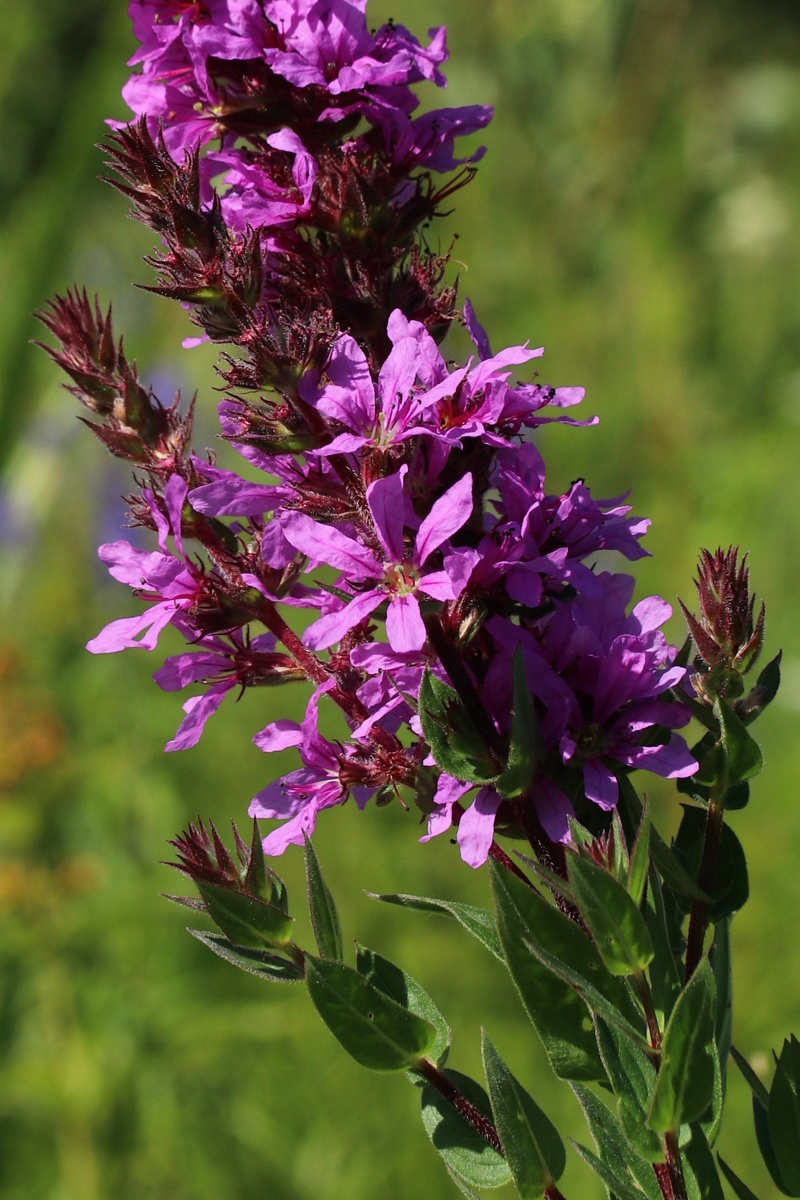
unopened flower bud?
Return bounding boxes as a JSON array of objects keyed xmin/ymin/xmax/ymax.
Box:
[{"xmin": 680, "ymin": 547, "xmax": 765, "ymax": 703}]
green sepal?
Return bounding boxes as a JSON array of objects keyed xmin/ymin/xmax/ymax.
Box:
[
  {"xmin": 571, "ymin": 1084, "xmax": 662, "ymax": 1200},
  {"xmin": 420, "ymin": 1068, "xmax": 511, "ymax": 1190},
  {"xmin": 567, "ymin": 853, "xmax": 654, "ymax": 977},
  {"xmin": 717, "ymin": 1157, "xmax": 763, "ymax": 1200},
  {"xmin": 490, "ymin": 860, "xmax": 646, "ymax": 1077},
  {"xmin": 715, "ymin": 697, "xmax": 763, "ymax": 784},
  {"xmin": 768, "ymin": 1036, "xmax": 800, "ymax": 1195},
  {"xmin": 683, "ymin": 1125, "xmax": 725, "ymax": 1200},
  {"xmin": 672, "ymin": 806, "xmax": 749, "ymax": 920},
  {"xmin": 188, "ymin": 929, "xmax": 303, "ymax": 981},
  {"xmin": 365, "ymin": 890, "xmax": 502, "ymax": 961},
  {"xmin": 194, "ymin": 878, "xmax": 294, "ymax": 949},
  {"xmin": 303, "ymin": 835, "xmax": 343, "ymax": 961},
  {"xmin": 495, "ymin": 648, "xmax": 543, "ymax": 799},
  {"xmin": 355, "ymin": 944, "xmax": 450, "ymax": 1068},
  {"xmin": 305, "ymin": 955, "xmax": 437, "ymax": 1072},
  {"xmin": 481, "ymin": 1032, "xmax": 566, "ymax": 1196},
  {"xmin": 595, "ymin": 1018, "xmax": 663, "ymax": 1163},
  {"xmin": 647, "ymin": 959, "xmax": 717, "ymax": 1134},
  {"xmin": 418, "ymin": 667, "xmax": 500, "ymax": 784}
]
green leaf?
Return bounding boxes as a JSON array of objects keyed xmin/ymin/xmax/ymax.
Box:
[
  {"xmin": 683, "ymin": 1125, "xmax": 725, "ymax": 1200},
  {"xmin": 628, "ymin": 802, "xmax": 652, "ymax": 907},
  {"xmin": 748, "ymin": 650, "xmax": 782, "ymax": 717},
  {"xmin": 672, "ymin": 806, "xmax": 749, "ymax": 921},
  {"xmin": 418, "ymin": 668, "xmax": 500, "ymax": 784},
  {"xmin": 647, "ymin": 959, "xmax": 717, "ymax": 1134},
  {"xmin": 489, "ymin": 864, "xmax": 642, "ymax": 1080},
  {"xmin": 304, "ymin": 835, "xmax": 343, "ymax": 961},
  {"xmin": 420, "ymin": 1069, "xmax": 511, "ymax": 1190},
  {"xmin": 355, "ymin": 944, "xmax": 450, "ymax": 1068},
  {"xmin": 188, "ymin": 929, "xmax": 303, "ymax": 981},
  {"xmin": 714, "ymin": 697, "xmax": 763, "ymax": 784},
  {"xmin": 710, "ymin": 919, "xmax": 732, "ymax": 1096},
  {"xmin": 495, "ymin": 648, "xmax": 543, "ymax": 799},
  {"xmin": 571, "ymin": 1084, "xmax": 661, "ymax": 1200},
  {"xmin": 365, "ymin": 891, "xmax": 503, "ymax": 962},
  {"xmin": 194, "ymin": 879, "xmax": 294, "ymax": 950},
  {"xmin": 731, "ymin": 1045, "xmax": 794, "ymax": 1194},
  {"xmin": 643, "ymin": 868, "xmax": 682, "ymax": 1026},
  {"xmin": 481, "ymin": 1033, "xmax": 565, "ymax": 1197},
  {"xmin": 717, "ymin": 1157, "xmax": 763, "ymax": 1200},
  {"xmin": 618, "ymin": 776, "xmax": 707, "ymax": 901},
  {"xmin": 769, "ymin": 1036, "xmax": 800, "ymax": 1195},
  {"xmin": 567, "ymin": 853, "xmax": 654, "ymax": 976},
  {"xmin": 595, "ymin": 1019, "xmax": 663, "ymax": 1163},
  {"xmin": 730, "ymin": 1045, "xmax": 769, "ymax": 1109},
  {"xmin": 305, "ymin": 956, "xmax": 436, "ymax": 1071},
  {"xmin": 489, "ymin": 861, "xmax": 615, "ymax": 1081}
]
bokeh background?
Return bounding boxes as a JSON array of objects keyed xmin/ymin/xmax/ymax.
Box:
[{"xmin": 2, "ymin": 1, "xmax": 800, "ymax": 1197}]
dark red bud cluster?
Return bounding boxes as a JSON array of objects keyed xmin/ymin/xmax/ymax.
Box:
[
  {"xmin": 35, "ymin": 288, "xmax": 194, "ymax": 475},
  {"xmin": 680, "ymin": 546, "xmax": 766, "ymax": 705}
]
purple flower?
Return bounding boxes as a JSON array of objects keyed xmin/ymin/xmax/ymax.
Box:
[{"xmin": 282, "ymin": 467, "xmax": 475, "ymax": 652}]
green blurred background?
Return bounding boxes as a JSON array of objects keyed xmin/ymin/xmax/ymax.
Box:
[{"xmin": 2, "ymin": 1, "xmax": 800, "ymax": 1196}]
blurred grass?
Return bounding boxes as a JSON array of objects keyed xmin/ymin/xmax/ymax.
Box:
[{"xmin": 2, "ymin": 0, "xmax": 800, "ymax": 1196}]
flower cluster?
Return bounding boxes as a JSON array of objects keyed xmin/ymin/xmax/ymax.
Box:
[{"xmin": 40, "ymin": 0, "xmax": 696, "ymax": 868}]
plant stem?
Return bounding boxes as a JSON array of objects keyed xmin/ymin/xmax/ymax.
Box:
[{"xmin": 415, "ymin": 1058, "xmax": 504, "ymax": 1156}]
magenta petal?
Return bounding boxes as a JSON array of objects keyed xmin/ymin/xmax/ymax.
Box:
[
  {"xmin": 534, "ymin": 779, "xmax": 575, "ymax": 843},
  {"xmin": 165, "ymin": 685, "xmax": 230, "ymax": 751},
  {"xmin": 457, "ymin": 788, "xmax": 501, "ymax": 868},
  {"xmin": 282, "ymin": 511, "xmax": 378, "ymax": 575},
  {"xmin": 415, "ymin": 472, "xmax": 473, "ymax": 564},
  {"xmin": 86, "ymin": 604, "xmax": 174, "ymax": 653},
  {"xmin": 260, "ymin": 807, "xmax": 319, "ymax": 855},
  {"xmin": 386, "ymin": 593, "xmax": 426, "ymax": 652},
  {"xmin": 583, "ymin": 759, "xmax": 619, "ymax": 810},
  {"xmin": 366, "ymin": 469, "xmax": 407, "ymax": 561},
  {"xmin": 253, "ymin": 719, "xmax": 304, "ymax": 753},
  {"xmin": 303, "ymin": 589, "xmax": 385, "ymax": 649}
]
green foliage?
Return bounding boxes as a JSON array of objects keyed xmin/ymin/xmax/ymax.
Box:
[
  {"xmin": 647, "ymin": 961, "xmax": 717, "ymax": 1135},
  {"xmin": 566, "ymin": 853, "xmax": 654, "ymax": 977},
  {"xmin": 481, "ymin": 1033, "xmax": 566, "ymax": 1197},
  {"xmin": 418, "ymin": 668, "xmax": 499, "ymax": 785},
  {"xmin": 304, "ymin": 834, "xmax": 343, "ymax": 960},
  {"xmin": 305, "ymin": 956, "xmax": 437, "ymax": 1072},
  {"xmin": 420, "ymin": 1069, "xmax": 511, "ymax": 1191}
]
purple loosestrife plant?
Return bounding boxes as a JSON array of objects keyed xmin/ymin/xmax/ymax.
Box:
[{"xmin": 39, "ymin": 4, "xmax": 791, "ymax": 1199}]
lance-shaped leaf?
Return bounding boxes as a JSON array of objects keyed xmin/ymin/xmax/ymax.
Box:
[
  {"xmin": 628, "ymin": 802, "xmax": 652, "ymax": 907},
  {"xmin": 731, "ymin": 1042, "xmax": 794, "ymax": 1192},
  {"xmin": 304, "ymin": 835, "xmax": 343, "ymax": 960},
  {"xmin": 768, "ymin": 1036, "xmax": 800, "ymax": 1196},
  {"xmin": 647, "ymin": 959, "xmax": 717, "ymax": 1134},
  {"xmin": 305, "ymin": 956, "xmax": 436, "ymax": 1071},
  {"xmin": 711, "ymin": 919, "xmax": 732, "ymax": 1093},
  {"xmin": 194, "ymin": 879, "xmax": 295, "ymax": 949},
  {"xmin": 595, "ymin": 1018, "xmax": 663, "ymax": 1162},
  {"xmin": 418, "ymin": 668, "xmax": 500, "ymax": 784},
  {"xmin": 495, "ymin": 648, "xmax": 543, "ymax": 799},
  {"xmin": 355, "ymin": 944, "xmax": 450, "ymax": 1068},
  {"xmin": 683, "ymin": 1125, "xmax": 725, "ymax": 1200},
  {"xmin": 490, "ymin": 860, "xmax": 645, "ymax": 1079},
  {"xmin": 481, "ymin": 1033, "xmax": 565, "ymax": 1197},
  {"xmin": 618, "ymin": 776, "xmax": 707, "ymax": 902},
  {"xmin": 571, "ymin": 1084, "xmax": 662, "ymax": 1200},
  {"xmin": 715, "ymin": 696, "xmax": 763, "ymax": 784},
  {"xmin": 644, "ymin": 868, "xmax": 682, "ymax": 1026},
  {"xmin": 672, "ymin": 806, "xmax": 749, "ymax": 921},
  {"xmin": 420, "ymin": 1068, "xmax": 511, "ymax": 1191},
  {"xmin": 718, "ymin": 1158, "xmax": 762, "ymax": 1200},
  {"xmin": 567, "ymin": 853, "xmax": 654, "ymax": 977},
  {"xmin": 365, "ymin": 891, "xmax": 503, "ymax": 961},
  {"xmin": 188, "ymin": 929, "xmax": 303, "ymax": 982}
]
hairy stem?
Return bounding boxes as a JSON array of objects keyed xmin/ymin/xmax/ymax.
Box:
[{"xmin": 415, "ymin": 1058, "xmax": 503, "ymax": 1156}]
